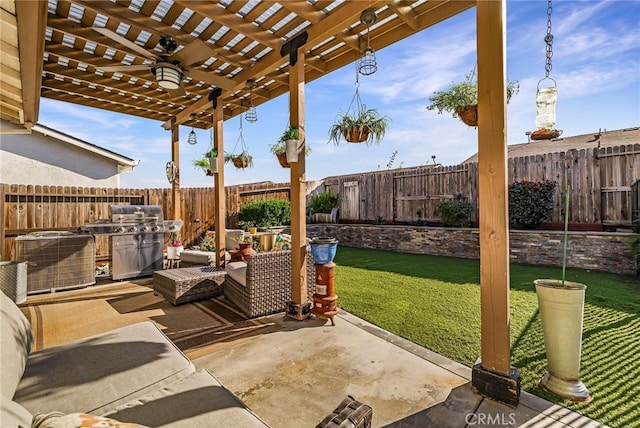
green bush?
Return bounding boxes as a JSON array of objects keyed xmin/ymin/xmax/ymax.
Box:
[
  {"xmin": 508, "ymin": 180, "xmax": 556, "ymax": 228},
  {"xmin": 238, "ymin": 199, "xmax": 291, "ymax": 230},
  {"xmin": 309, "ymin": 191, "xmax": 339, "ymax": 214},
  {"xmin": 438, "ymin": 201, "xmax": 473, "ymax": 227}
]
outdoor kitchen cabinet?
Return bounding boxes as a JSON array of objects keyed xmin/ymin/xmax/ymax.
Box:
[{"xmin": 112, "ymin": 233, "xmax": 163, "ymax": 280}]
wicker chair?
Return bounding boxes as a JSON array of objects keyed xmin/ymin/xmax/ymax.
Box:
[{"xmin": 224, "ymin": 249, "xmax": 316, "ymax": 318}]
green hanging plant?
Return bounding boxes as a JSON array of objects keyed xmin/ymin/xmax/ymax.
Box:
[
  {"xmin": 328, "ymin": 106, "xmax": 390, "ymax": 146},
  {"xmin": 426, "ymin": 69, "xmax": 520, "ymax": 126}
]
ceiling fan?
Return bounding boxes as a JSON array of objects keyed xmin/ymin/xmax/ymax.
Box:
[{"xmin": 93, "ymin": 27, "xmax": 235, "ymax": 97}]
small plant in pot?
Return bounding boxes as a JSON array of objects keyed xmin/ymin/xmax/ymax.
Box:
[
  {"xmin": 225, "ymin": 150, "xmax": 253, "ymax": 169},
  {"xmin": 426, "ymin": 69, "xmax": 520, "ymax": 127},
  {"xmin": 193, "ymin": 149, "xmax": 218, "ymax": 175},
  {"xmin": 328, "ymin": 106, "xmax": 390, "ymax": 146},
  {"xmin": 270, "ymin": 126, "xmax": 311, "ymax": 168}
]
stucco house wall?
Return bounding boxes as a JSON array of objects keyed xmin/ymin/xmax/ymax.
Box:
[{"xmin": 0, "ymin": 121, "xmax": 137, "ymax": 187}]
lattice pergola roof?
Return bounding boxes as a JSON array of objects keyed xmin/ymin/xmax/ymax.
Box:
[{"xmin": 2, "ymin": 0, "xmax": 475, "ymax": 130}]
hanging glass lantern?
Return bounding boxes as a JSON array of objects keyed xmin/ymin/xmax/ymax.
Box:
[
  {"xmin": 245, "ymin": 79, "xmax": 258, "ymax": 123},
  {"xmin": 358, "ymin": 8, "xmax": 378, "ymax": 76},
  {"xmin": 187, "ymin": 114, "xmax": 198, "ymax": 145},
  {"xmin": 187, "ymin": 127, "xmax": 197, "ymax": 145}
]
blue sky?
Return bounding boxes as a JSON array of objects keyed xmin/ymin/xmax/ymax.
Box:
[{"xmin": 38, "ymin": 0, "xmax": 640, "ymax": 189}]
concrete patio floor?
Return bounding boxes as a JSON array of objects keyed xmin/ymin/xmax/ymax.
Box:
[{"xmin": 191, "ymin": 309, "xmax": 606, "ymax": 428}]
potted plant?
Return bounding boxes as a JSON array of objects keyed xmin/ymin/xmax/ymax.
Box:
[
  {"xmin": 534, "ymin": 185, "xmax": 592, "ymax": 403},
  {"xmin": 192, "ymin": 148, "xmax": 218, "ymax": 175},
  {"xmin": 270, "ymin": 127, "xmax": 311, "ymax": 168},
  {"xmin": 166, "ymin": 235, "xmax": 183, "ymax": 259},
  {"xmin": 328, "ymin": 106, "xmax": 390, "ymax": 146},
  {"xmin": 426, "ymin": 69, "xmax": 520, "ymax": 127},
  {"xmin": 225, "ymin": 150, "xmax": 253, "ymax": 169}
]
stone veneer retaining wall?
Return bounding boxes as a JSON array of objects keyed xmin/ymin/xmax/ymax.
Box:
[{"xmin": 306, "ymin": 224, "xmax": 637, "ymax": 276}]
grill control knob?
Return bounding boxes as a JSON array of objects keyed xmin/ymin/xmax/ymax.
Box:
[
  {"xmin": 151, "ymin": 225, "xmax": 161, "ymax": 232},
  {"xmin": 113, "ymin": 226, "xmax": 125, "ymax": 234},
  {"xmin": 128, "ymin": 226, "xmax": 137, "ymax": 233},
  {"xmin": 140, "ymin": 225, "xmax": 150, "ymax": 232}
]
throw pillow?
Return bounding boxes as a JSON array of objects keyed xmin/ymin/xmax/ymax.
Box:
[
  {"xmin": 32, "ymin": 412, "xmax": 149, "ymax": 428},
  {"xmin": 273, "ymin": 233, "xmax": 291, "ymax": 251}
]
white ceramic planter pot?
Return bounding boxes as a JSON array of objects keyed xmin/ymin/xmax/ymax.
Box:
[
  {"xmin": 534, "ymin": 279, "xmax": 592, "ymax": 403},
  {"xmin": 285, "ymin": 139, "xmax": 299, "ymax": 163},
  {"xmin": 208, "ymin": 156, "xmax": 218, "ymax": 174},
  {"xmin": 167, "ymin": 245, "xmax": 184, "ymax": 260}
]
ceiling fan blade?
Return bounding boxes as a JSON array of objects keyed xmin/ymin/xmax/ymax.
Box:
[
  {"xmin": 185, "ymin": 68, "xmax": 236, "ymax": 90},
  {"xmin": 97, "ymin": 64, "xmax": 150, "ymax": 72},
  {"xmin": 170, "ymin": 38, "xmax": 215, "ymax": 67},
  {"xmin": 166, "ymin": 86, "xmax": 186, "ymax": 98},
  {"xmin": 92, "ymin": 27, "xmax": 157, "ymax": 60}
]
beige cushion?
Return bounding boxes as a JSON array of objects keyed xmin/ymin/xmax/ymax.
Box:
[
  {"xmin": 225, "ymin": 261, "xmax": 247, "ymax": 286},
  {"xmin": 1, "ymin": 397, "xmax": 33, "ymax": 427},
  {"xmin": 32, "ymin": 412, "xmax": 148, "ymax": 428},
  {"xmin": 0, "ymin": 290, "xmax": 33, "ymax": 399},
  {"xmin": 104, "ymin": 369, "xmax": 269, "ymax": 427},
  {"xmin": 14, "ymin": 322, "xmax": 195, "ymax": 416}
]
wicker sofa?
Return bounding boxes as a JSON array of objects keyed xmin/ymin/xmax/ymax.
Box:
[{"xmin": 224, "ymin": 249, "xmax": 316, "ymax": 318}]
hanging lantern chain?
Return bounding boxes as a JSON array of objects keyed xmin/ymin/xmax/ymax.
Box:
[{"xmin": 544, "ymin": 0, "xmax": 554, "ymax": 78}]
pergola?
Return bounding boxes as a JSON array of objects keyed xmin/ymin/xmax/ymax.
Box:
[{"xmin": 1, "ymin": 0, "xmax": 518, "ymax": 405}]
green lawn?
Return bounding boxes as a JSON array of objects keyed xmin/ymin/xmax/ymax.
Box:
[{"xmin": 333, "ymin": 246, "xmax": 640, "ymax": 428}]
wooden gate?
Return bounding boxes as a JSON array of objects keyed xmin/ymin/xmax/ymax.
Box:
[{"xmin": 341, "ymin": 181, "xmax": 360, "ymax": 221}]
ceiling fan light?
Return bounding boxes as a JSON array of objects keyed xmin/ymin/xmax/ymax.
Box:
[{"xmin": 154, "ymin": 63, "xmax": 183, "ymax": 90}]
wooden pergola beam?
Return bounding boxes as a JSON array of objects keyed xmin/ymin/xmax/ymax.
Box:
[
  {"xmin": 211, "ymin": 90, "xmax": 226, "ymax": 267},
  {"xmin": 15, "ymin": 0, "xmax": 47, "ymax": 126},
  {"xmin": 471, "ymin": 0, "xmax": 520, "ymax": 407},
  {"xmin": 286, "ymin": 37, "xmax": 310, "ymax": 320}
]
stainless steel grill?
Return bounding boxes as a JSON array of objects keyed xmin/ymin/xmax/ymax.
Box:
[{"xmin": 82, "ymin": 205, "xmax": 183, "ymax": 280}]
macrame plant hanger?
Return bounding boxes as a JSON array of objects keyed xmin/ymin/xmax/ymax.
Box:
[
  {"xmin": 532, "ymin": 0, "xmax": 562, "ymax": 140},
  {"xmin": 230, "ymin": 108, "xmax": 251, "ymax": 169},
  {"xmin": 344, "ymin": 60, "xmax": 368, "ymax": 143}
]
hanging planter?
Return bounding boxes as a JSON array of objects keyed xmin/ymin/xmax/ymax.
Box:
[
  {"xmin": 454, "ymin": 104, "xmax": 478, "ymax": 127},
  {"xmin": 342, "ymin": 125, "xmax": 370, "ymax": 143},
  {"xmin": 228, "ymin": 151, "xmax": 253, "ymax": 169},
  {"xmin": 192, "ymin": 148, "xmax": 218, "ymax": 176},
  {"xmin": 329, "ymin": 107, "xmax": 388, "ymax": 146},
  {"xmin": 328, "ymin": 61, "xmax": 390, "ymax": 146},
  {"xmin": 206, "ymin": 149, "xmax": 218, "ymax": 174},
  {"xmin": 225, "ymin": 114, "xmax": 253, "ymax": 169},
  {"xmin": 269, "ymin": 126, "xmax": 310, "ymax": 168},
  {"xmin": 426, "ymin": 67, "xmax": 519, "ymax": 127},
  {"xmin": 276, "ymin": 152, "xmax": 290, "ymax": 168}
]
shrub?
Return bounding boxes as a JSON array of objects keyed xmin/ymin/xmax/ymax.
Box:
[
  {"xmin": 438, "ymin": 201, "xmax": 473, "ymax": 227},
  {"xmin": 309, "ymin": 191, "xmax": 339, "ymax": 214},
  {"xmin": 508, "ymin": 180, "xmax": 556, "ymax": 228},
  {"xmin": 238, "ymin": 199, "xmax": 291, "ymax": 230}
]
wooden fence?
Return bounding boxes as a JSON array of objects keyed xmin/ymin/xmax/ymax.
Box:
[
  {"xmin": 2, "ymin": 144, "xmax": 638, "ymax": 261},
  {"xmin": 324, "ymin": 144, "xmax": 640, "ymax": 227},
  {"xmin": 1, "ymin": 182, "xmax": 290, "ymax": 261}
]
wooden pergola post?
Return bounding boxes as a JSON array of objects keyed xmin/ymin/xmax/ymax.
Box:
[
  {"xmin": 210, "ymin": 90, "xmax": 226, "ymax": 267},
  {"xmin": 170, "ymin": 118, "xmax": 181, "ymax": 221},
  {"xmin": 471, "ymin": 0, "xmax": 521, "ymax": 406},
  {"xmin": 283, "ymin": 33, "xmax": 311, "ymax": 320}
]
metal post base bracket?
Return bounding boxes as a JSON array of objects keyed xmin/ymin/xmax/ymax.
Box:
[
  {"xmin": 471, "ymin": 363, "xmax": 521, "ymax": 407},
  {"xmin": 286, "ymin": 301, "xmax": 313, "ymax": 320}
]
